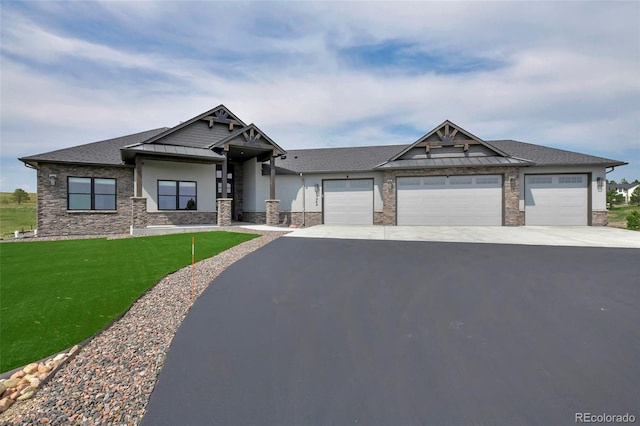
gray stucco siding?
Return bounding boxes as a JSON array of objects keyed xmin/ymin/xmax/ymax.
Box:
[{"xmin": 36, "ymin": 163, "xmax": 135, "ymax": 236}]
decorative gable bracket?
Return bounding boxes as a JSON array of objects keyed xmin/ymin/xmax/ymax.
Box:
[{"xmin": 201, "ymin": 109, "xmax": 241, "ymax": 131}]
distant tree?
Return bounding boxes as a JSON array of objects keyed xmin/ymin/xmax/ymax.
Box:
[
  {"xmin": 633, "ymin": 179, "xmax": 640, "ymax": 184},
  {"xmin": 12, "ymin": 188, "xmax": 30, "ymax": 205},
  {"xmin": 630, "ymin": 187, "xmax": 640, "ymax": 206},
  {"xmin": 607, "ymin": 190, "xmax": 624, "ymax": 207},
  {"xmin": 620, "ymin": 178, "xmax": 629, "ymax": 184},
  {"xmin": 609, "ymin": 179, "xmax": 617, "ymax": 185}
]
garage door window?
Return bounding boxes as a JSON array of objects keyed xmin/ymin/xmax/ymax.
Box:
[
  {"xmin": 476, "ymin": 176, "xmax": 501, "ymax": 185},
  {"xmin": 424, "ymin": 177, "xmax": 446, "ymax": 185},
  {"xmin": 529, "ymin": 176, "xmax": 552, "ymax": 185},
  {"xmin": 449, "ymin": 176, "xmax": 473, "ymax": 185},
  {"xmin": 559, "ymin": 176, "xmax": 583, "ymax": 184}
]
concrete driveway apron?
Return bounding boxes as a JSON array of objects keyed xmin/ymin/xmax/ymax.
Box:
[{"xmin": 142, "ymin": 237, "xmax": 639, "ymax": 425}]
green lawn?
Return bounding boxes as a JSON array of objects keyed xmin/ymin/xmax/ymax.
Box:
[
  {"xmin": 0, "ymin": 231, "xmax": 258, "ymax": 372},
  {"xmin": 608, "ymin": 205, "xmax": 640, "ymax": 223},
  {"xmin": 0, "ymin": 192, "xmax": 37, "ymax": 238}
]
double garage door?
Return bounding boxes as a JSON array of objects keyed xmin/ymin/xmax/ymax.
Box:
[{"xmin": 397, "ymin": 175, "xmax": 503, "ymax": 225}]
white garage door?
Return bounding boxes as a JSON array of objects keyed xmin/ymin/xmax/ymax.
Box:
[
  {"xmin": 397, "ymin": 175, "xmax": 503, "ymax": 225},
  {"xmin": 525, "ymin": 174, "xmax": 588, "ymax": 225},
  {"xmin": 323, "ymin": 179, "xmax": 374, "ymax": 225}
]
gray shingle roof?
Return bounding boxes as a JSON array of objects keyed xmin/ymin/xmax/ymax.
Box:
[
  {"xmin": 20, "ymin": 127, "xmax": 626, "ymax": 173},
  {"xmin": 486, "ymin": 140, "xmax": 626, "ymax": 167},
  {"xmin": 19, "ymin": 128, "xmax": 168, "ymax": 166},
  {"xmin": 274, "ymin": 145, "xmax": 408, "ymax": 173}
]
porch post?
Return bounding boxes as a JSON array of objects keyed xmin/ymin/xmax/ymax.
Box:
[
  {"xmin": 135, "ymin": 156, "xmax": 143, "ymax": 197},
  {"xmin": 266, "ymin": 152, "xmax": 279, "ymax": 226},
  {"xmin": 222, "ymin": 153, "xmax": 228, "ymax": 199},
  {"xmin": 270, "ymin": 154, "xmax": 276, "ymax": 200}
]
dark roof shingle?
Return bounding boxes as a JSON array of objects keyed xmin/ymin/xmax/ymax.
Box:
[
  {"xmin": 486, "ymin": 140, "xmax": 626, "ymax": 167},
  {"xmin": 274, "ymin": 145, "xmax": 408, "ymax": 173},
  {"xmin": 20, "ymin": 128, "xmax": 168, "ymax": 166}
]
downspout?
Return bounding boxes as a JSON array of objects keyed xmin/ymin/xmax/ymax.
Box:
[{"xmin": 300, "ymin": 173, "xmax": 306, "ymax": 227}]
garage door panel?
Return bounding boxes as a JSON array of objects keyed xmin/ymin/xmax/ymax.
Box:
[
  {"xmin": 525, "ymin": 174, "xmax": 587, "ymax": 225},
  {"xmin": 323, "ymin": 179, "xmax": 373, "ymax": 225},
  {"xmin": 397, "ymin": 175, "xmax": 502, "ymax": 226}
]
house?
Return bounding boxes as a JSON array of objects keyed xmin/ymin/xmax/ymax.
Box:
[
  {"xmin": 19, "ymin": 105, "xmax": 627, "ymax": 236},
  {"xmin": 606, "ymin": 182, "xmax": 639, "ymax": 204}
]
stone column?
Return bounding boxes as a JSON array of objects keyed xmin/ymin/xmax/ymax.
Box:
[
  {"xmin": 217, "ymin": 198, "xmax": 233, "ymax": 226},
  {"xmin": 265, "ymin": 199, "xmax": 280, "ymax": 226},
  {"xmin": 131, "ymin": 197, "xmax": 148, "ymax": 230}
]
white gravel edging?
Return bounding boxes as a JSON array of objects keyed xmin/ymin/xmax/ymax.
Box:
[{"xmin": 1, "ymin": 229, "xmax": 287, "ymax": 425}]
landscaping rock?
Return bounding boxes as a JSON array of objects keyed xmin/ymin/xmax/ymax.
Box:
[
  {"xmin": 16, "ymin": 391, "xmax": 35, "ymax": 402},
  {"xmin": 3, "ymin": 378, "xmax": 20, "ymax": 389},
  {"xmin": 23, "ymin": 363, "xmax": 39, "ymax": 375},
  {"xmin": 0, "ymin": 383, "xmax": 6, "ymax": 396},
  {"xmin": 9, "ymin": 371, "xmax": 25, "ymax": 380},
  {"xmin": 52, "ymin": 353, "xmax": 66, "ymax": 362},
  {"xmin": 37, "ymin": 364, "xmax": 51, "ymax": 374},
  {"xmin": 0, "ymin": 397, "xmax": 13, "ymax": 413}
]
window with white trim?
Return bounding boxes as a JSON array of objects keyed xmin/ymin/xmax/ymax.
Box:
[
  {"xmin": 158, "ymin": 180, "xmax": 197, "ymax": 210},
  {"xmin": 68, "ymin": 177, "xmax": 116, "ymax": 210}
]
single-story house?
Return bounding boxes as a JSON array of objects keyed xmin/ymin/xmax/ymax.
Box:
[
  {"xmin": 19, "ymin": 105, "xmax": 627, "ymax": 236},
  {"xmin": 606, "ymin": 182, "xmax": 639, "ymax": 204}
]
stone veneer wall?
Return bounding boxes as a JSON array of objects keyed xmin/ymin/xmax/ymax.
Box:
[
  {"xmin": 36, "ymin": 163, "xmax": 135, "ymax": 236},
  {"xmin": 592, "ymin": 210, "xmax": 608, "ymax": 226},
  {"xmin": 265, "ymin": 200, "xmax": 280, "ymax": 226},
  {"xmin": 217, "ymin": 198, "xmax": 232, "ymax": 226},
  {"xmin": 147, "ymin": 211, "xmax": 216, "ymax": 226},
  {"xmin": 131, "ymin": 197, "xmax": 148, "ymax": 229},
  {"xmin": 382, "ymin": 166, "xmax": 521, "ymax": 226},
  {"xmin": 244, "ymin": 211, "xmax": 322, "ymax": 227},
  {"xmin": 242, "ymin": 211, "xmax": 266, "ymax": 224}
]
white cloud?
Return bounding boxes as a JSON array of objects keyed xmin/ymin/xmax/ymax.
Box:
[{"xmin": 1, "ymin": 1, "xmax": 639, "ymax": 190}]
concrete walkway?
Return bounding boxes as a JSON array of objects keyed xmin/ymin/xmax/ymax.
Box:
[{"xmin": 285, "ymin": 225, "xmax": 640, "ymax": 248}]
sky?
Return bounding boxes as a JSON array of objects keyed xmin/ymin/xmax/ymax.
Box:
[{"xmin": 1, "ymin": 1, "xmax": 639, "ymax": 193}]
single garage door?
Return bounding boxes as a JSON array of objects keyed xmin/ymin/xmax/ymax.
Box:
[
  {"xmin": 397, "ymin": 175, "xmax": 503, "ymax": 225},
  {"xmin": 525, "ymin": 174, "xmax": 588, "ymax": 225},
  {"xmin": 323, "ymin": 179, "xmax": 374, "ymax": 225}
]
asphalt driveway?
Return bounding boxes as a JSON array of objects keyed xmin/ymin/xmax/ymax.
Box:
[{"xmin": 142, "ymin": 238, "xmax": 639, "ymax": 426}]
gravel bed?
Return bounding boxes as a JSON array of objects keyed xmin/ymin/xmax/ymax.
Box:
[{"xmin": 2, "ymin": 228, "xmax": 288, "ymax": 425}]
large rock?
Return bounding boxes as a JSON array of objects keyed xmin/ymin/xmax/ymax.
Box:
[
  {"xmin": 23, "ymin": 363, "xmax": 39, "ymax": 375},
  {"xmin": 0, "ymin": 383, "xmax": 5, "ymax": 396},
  {"xmin": 3, "ymin": 378, "xmax": 20, "ymax": 389},
  {"xmin": 17, "ymin": 390, "xmax": 35, "ymax": 401},
  {"xmin": 38, "ymin": 363, "xmax": 51, "ymax": 373},
  {"xmin": 0, "ymin": 397, "xmax": 14, "ymax": 413},
  {"xmin": 9, "ymin": 370, "xmax": 25, "ymax": 380}
]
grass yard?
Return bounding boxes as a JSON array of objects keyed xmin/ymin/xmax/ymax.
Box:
[
  {"xmin": 607, "ymin": 205, "xmax": 640, "ymax": 224},
  {"xmin": 0, "ymin": 192, "xmax": 37, "ymax": 238},
  {"xmin": 0, "ymin": 231, "xmax": 258, "ymax": 372}
]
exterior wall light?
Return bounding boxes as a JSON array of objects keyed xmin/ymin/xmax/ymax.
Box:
[
  {"xmin": 509, "ymin": 176, "xmax": 516, "ymax": 191},
  {"xmin": 49, "ymin": 174, "xmax": 57, "ymax": 186},
  {"xmin": 387, "ymin": 178, "xmax": 394, "ymax": 189},
  {"xmin": 597, "ymin": 177, "xmax": 603, "ymax": 191}
]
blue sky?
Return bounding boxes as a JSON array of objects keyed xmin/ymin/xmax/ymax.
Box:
[{"xmin": 1, "ymin": 1, "xmax": 639, "ymax": 192}]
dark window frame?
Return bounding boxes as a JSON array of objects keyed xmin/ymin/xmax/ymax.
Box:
[
  {"xmin": 157, "ymin": 180, "xmax": 198, "ymax": 210},
  {"xmin": 67, "ymin": 177, "xmax": 117, "ymax": 210}
]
